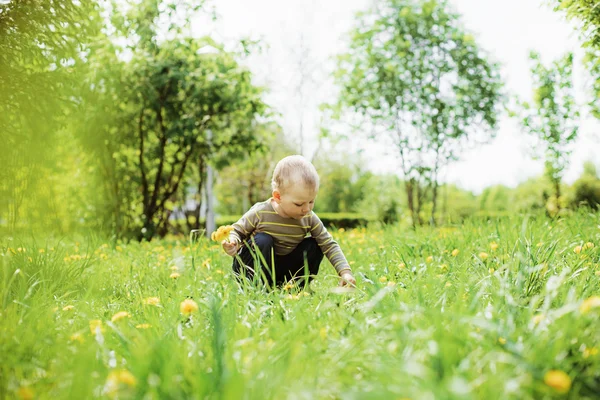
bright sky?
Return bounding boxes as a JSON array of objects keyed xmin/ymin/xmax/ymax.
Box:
[{"xmin": 192, "ymin": 0, "xmax": 599, "ymax": 194}]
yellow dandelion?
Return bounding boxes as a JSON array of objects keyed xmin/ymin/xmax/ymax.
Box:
[
  {"xmin": 426, "ymin": 256, "xmax": 434, "ymax": 263},
  {"xmin": 398, "ymin": 262, "xmax": 406, "ymax": 269},
  {"xmin": 143, "ymin": 297, "xmax": 160, "ymax": 306},
  {"xmin": 320, "ymin": 327, "xmax": 328, "ymax": 340},
  {"xmin": 498, "ymin": 337, "xmax": 506, "ymax": 345},
  {"xmin": 135, "ymin": 323, "xmax": 152, "ymax": 329},
  {"xmin": 170, "ymin": 265, "xmax": 179, "ymax": 271},
  {"xmin": 490, "ymin": 242, "xmax": 499, "ymax": 251},
  {"xmin": 169, "ymin": 272, "xmax": 180, "ymax": 279},
  {"xmin": 479, "ymin": 252, "xmax": 489, "ymax": 261},
  {"xmin": 106, "ymin": 369, "xmax": 137, "ymax": 387},
  {"xmin": 17, "ymin": 387, "xmax": 34, "ymax": 400},
  {"xmin": 180, "ymin": 299, "xmax": 199, "ymax": 315},
  {"xmin": 111, "ymin": 311, "xmax": 130, "ymax": 322},
  {"xmin": 574, "ymin": 245, "xmax": 582, "ymax": 254},
  {"xmin": 62, "ymin": 305, "xmax": 75, "ymax": 311},
  {"xmin": 69, "ymin": 333, "xmax": 85, "ymax": 343},
  {"xmin": 115, "ymin": 246, "xmax": 123, "ymax": 252},
  {"xmin": 439, "ymin": 264, "xmax": 449, "ymax": 272},
  {"xmin": 583, "ymin": 347, "xmax": 598, "ymax": 358},
  {"xmin": 38, "ymin": 248, "xmax": 45, "ymax": 253},
  {"xmin": 488, "ymin": 268, "xmax": 495, "ymax": 274},
  {"xmin": 211, "ymin": 225, "xmax": 234, "ymax": 242},
  {"xmin": 580, "ymin": 296, "xmax": 600, "ymax": 314},
  {"xmin": 544, "ymin": 370, "xmax": 571, "ymax": 394},
  {"xmin": 584, "ymin": 242, "xmax": 594, "ymax": 250},
  {"xmin": 89, "ymin": 319, "xmax": 104, "ymax": 334},
  {"xmin": 451, "ymin": 249, "xmax": 459, "ymax": 257},
  {"xmin": 379, "ymin": 276, "xmax": 388, "ymax": 283}
]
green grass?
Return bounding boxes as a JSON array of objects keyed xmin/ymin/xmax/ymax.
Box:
[{"xmin": 1, "ymin": 211, "xmax": 600, "ymax": 399}]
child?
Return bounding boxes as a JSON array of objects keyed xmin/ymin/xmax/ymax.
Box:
[{"xmin": 221, "ymin": 155, "xmax": 356, "ymax": 288}]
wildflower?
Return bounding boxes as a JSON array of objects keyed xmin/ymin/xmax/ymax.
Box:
[
  {"xmin": 490, "ymin": 242, "xmax": 499, "ymax": 251},
  {"xmin": 143, "ymin": 297, "xmax": 160, "ymax": 306},
  {"xmin": 89, "ymin": 319, "xmax": 104, "ymax": 334},
  {"xmin": 135, "ymin": 323, "xmax": 152, "ymax": 329},
  {"xmin": 387, "ymin": 281, "xmax": 396, "ymax": 287},
  {"xmin": 320, "ymin": 327, "xmax": 328, "ymax": 340},
  {"xmin": 17, "ymin": 387, "xmax": 34, "ymax": 400},
  {"xmin": 584, "ymin": 242, "xmax": 594, "ymax": 250},
  {"xmin": 498, "ymin": 337, "xmax": 506, "ymax": 345},
  {"xmin": 180, "ymin": 299, "xmax": 199, "ymax": 315},
  {"xmin": 38, "ymin": 249, "xmax": 45, "ymax": 253},
  {"xmin": 445, "ymin": 282, "xmax": 452, "ymax": 288},
  {"xmin": 170, "ymin": 265, "xmax": 179, "ymax": 271},
  {"xmin": 583, "ymin": 347, "xmax": 598, "ymax": 358},
  {"xmin": 439, "ymin": 264, "xmax": 448, "ymax": 272},
  {"xmin": 574, "ymin": 245, "xmax": 582, "ymax": 254},
  {"xmin": 426, "ymin": 256, "xmax": 434, "ymax": 263},
  {"xmin": 479, "ymin": 252, "xmax": 489, "ymax": 261},
  {"xmin": 115, "ymin": 246, "xmax": 123, "ymax": 252},
  {"xmin": 169, "ymin": 272, "xmax": 180, "ymax": 279},
  {"xmin": 211, "ymin": 225, "xmax": 234, "ymax": 242},
  {"xmin": 451, "ymin": 249, "xmax": 459, "ymax": 257},
  {"xmin": 111, "ymin": 311, "xmax": 130, "ymax": 322},
  {"xmin": 62, "ymin": 305, "xmax": 75, "ymax": 311},
  {"xmin": 398, "ymin": 262, "xmax": 406, "ymax": 270},
  {"xmin": 544, "ymin": 370, "xmax": 571, "ymax": 393},
  {"xmin": 106, "ymin": 369, "xmax": 137, "ymax": 392},
  {"xmin": 379, "ymin": 276, "xmax": 387, "ymax": 283},
  {"xmin": 580, "ymin": 296, "xmax": 600, "ymax": 314},
  {"xmin": 69, "ymin": 333, "xmax": 85, "ymax": 343},
  {"xmin": 488, "ymin": 268, "xmax": 495, "ymax": 274}
]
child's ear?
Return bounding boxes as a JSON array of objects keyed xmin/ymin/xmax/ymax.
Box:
[{"xmin": 272, "ymin": 190, "xmax": 281, "ymax": 203}]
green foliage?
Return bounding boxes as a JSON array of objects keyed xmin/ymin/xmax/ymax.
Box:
[
  {"xmin": 569, "ymin": 163, "xmax": 600, "ymax": 210},
  {"xmin": 512, "ymin": 51, "xmax": 579, "ymax": 208},
  {"xmin": 333, "ymin": 0, "xmax": 503, "ymax": 226},
  {"xmin": 0, "ymin": 0, "xmax": 102, "ymax": 232},
  {"xmin": 553, "ymin": 0, "xmax": 600, "ymax": 49}
]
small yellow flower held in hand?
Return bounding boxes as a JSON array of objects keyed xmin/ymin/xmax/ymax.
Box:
[
  {"xmin": 580, "ymin": 296, "xmax": 600, "ymax": 314},
  {"xmin": 180, "ymin": 299, "xmax": 199, "ymax": 315},
  {"xmin": 111, "ymin": 311, "xmax": 130, "ymax": 322},
  {"xmin": 544, "ymin": 370, "xmax": 571, "ymax": 394},
  {"xmin": 211, "ymin": 225, "xmax": 234, "ymax": 242}
]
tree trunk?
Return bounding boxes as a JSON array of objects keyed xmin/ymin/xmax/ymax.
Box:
[{"xmin": 405, "ymin": 178, "xmax": 416, "ymax": 229}]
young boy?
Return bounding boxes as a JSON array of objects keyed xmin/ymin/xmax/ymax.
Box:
[{"xmin": 221, "ymin": 155, "xmax": 356, "ymax": 288}]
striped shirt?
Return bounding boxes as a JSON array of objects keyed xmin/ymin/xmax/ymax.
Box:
[{"xmin": 229, "ymin": 199, "xmax": 351, "ymax": 275}]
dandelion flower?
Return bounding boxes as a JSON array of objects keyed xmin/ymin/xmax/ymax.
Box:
[
  {"xmin": 580, "ymin": 296, "xmax": 600, "ymax": 314},
  {"xmin": 479, "ymin": 252, "xmax": 489, "ymax": 261},
  {"xmin": 89, "ymin": 319, "xmax": 104, "ymax": 334},
  {"xmin": 398, "ymin": 262, "xmax": 406, "ymax": 269},
  {"xmin": 135, "ymin": 323, "xmax": 152, "ymax": 329},
  {"xmin": 211, "ymin": 225, "xmax": 234, "ymax": 242},
  {"xmin": 379, "ymin": 276, "xmax": 388, "ymax": 283},
  {"xmin": 143, "ymin": 297, "xmax": 160, "ymax": 306},
  {"xmin": 490, "ymin": 242, "xmax": 499, "ymax": 251},
  {"xmin": 69, "ymin": 333, "xmax": 85, "ymax": 343},
  {"xmin": 169, "ymin": 272, "xmax": 180, "ymax": 279},
  {"xmin": 574, "ymin": 245, "xmax": 582, "ymax": 254},
  {"xmin": 584, "ymin": 242, "xmax": 594, "ymax": 250},
  {"xmin": 111, "ymin": 311, "xmax": 130, "ymax": 322},
  {"xmin": 320, "ymin": 327, "xmax": 328, "ymax": 340},
  {"xmin": 544, "ymin": 370, "xmax": 571, "ymax": 393},
  {"xmin": 180, "ymin": 299, "xmax": 199, "ymax": 315},
  {"xmin": 498, "ymin": 337, "xmax": 506, "ymax": 345},
  {"xmin": 17, "ymin": 387, "xmax": 34, "ymax": 400},
  {"xmin": 106, "ymin": 369, "xmax": 137, "ymax": 389},
  {"xmin": 451, "ymin": 249, "xmax": 459, "ymax": 257},
  {"xmin": 426, "ymin": 256, "xmax": 434, "ymax": 263}
]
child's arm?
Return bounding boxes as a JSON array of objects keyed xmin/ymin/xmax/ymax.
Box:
[
  {"xmin": 309, "ymin": 213, "xmax": 356, "ymax": 286},
  {"xmin": 222, "ymin": 205, "xmax": 260, "ymax": 257}
]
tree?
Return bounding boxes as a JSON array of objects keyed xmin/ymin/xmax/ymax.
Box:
[
  {"xmin": 0, "ymin": 0, "xmax": 101, "ymax": 231},
  {"xmin": 81, "ymin": 0, "xmax": 270, "ymax": 240},
  {"xmin": 512, "ymin": 51, "xmax": 579, "ymax": 212},
  {"xmin": 333, "ymin": 0, "xmax": 503, "ymax": 227},
  {"xmin": 553, "ymin": 0, "xmax": 600, "ymax": 49}
]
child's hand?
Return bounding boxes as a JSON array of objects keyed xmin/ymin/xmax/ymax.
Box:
[
  {"xmin": 222, "ymin": 239, "xmax": 240, "ymax": 257},
  {"xmin": 339, "ymin": 271, "xmax": 356, "ymax": 287}
]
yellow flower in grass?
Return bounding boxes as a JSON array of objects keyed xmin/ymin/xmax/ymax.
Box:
[
  {"xmin": 584, "ymin": 242, "xmax": 594, "ymax": 250},
  {"xmin": 479, "ymin": 252, "xmax": 489, "ymax": 261},
  {"xmin": 62, "ymin": 305, "xmax": 75, "ymax": 311},
  {"xmin": 580, "ymin": 296, "xmax": 600, "ymax": 314},
  {"xmin": 211, "ymin": 225, "xmax": 234, "ymax": 242},
  {"xmin": 169, "ymin": 272, "xmax": 180, "ymax": 279},
  {"xmin": 136, "ymin": 323, "xmax": 152, "ymax": 329},
  {"xmin": 106, "ymin": 369, "xmax": 137, "ymax": 392},
  {"xmin": 490, "ymin": 242, "xmax": 499, "ymax": 251},
  {"xmin": 379, "ymin": 276, "xmax": 387, "ymax": 283},
  {"xmin": 532, "ymin": 314, "xmax": 545, "ymax": 325},
  {"xmin": 544, "ymin": 370, "xmax": 571, "ymax": 393},
  {"xmin": 398, "ymin": 262, "xmax": 406, "ymax": 270},
  {"xmin": 17, "ymin": 386, "xmax": 34, "ymax": 400},
  {"xmin": 89, "ymin": 319, "xmax": 104, "ymax": 334},
  {"xmin": 143, "ymin": 297, "xmax": 160, "ymax": 306},
  {"xmin": 180, "ymin": 299, "xmax": 199, "ymax": 315},
  {"xmin": 111, "ymin": 311, "xmax": 130, "ymax": 322},
  {"xmin": 69, "ymin": 332, "xmax": 85, "ymax": 343},
  {"xmin": 574, "ymin": 245, "xmax": 582, "ymax": 254},
  {"xmin": 426, "ymin": 256, "xmax": 434, "ymax": 263},
  {"xmin": 451, "ymin": 249, "xmax": 459, "ymax": 257}
]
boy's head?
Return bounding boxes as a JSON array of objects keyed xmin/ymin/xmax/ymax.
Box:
[{"xmin": 271, "ymin": 155, "xmax": 319, "ymax": 219}]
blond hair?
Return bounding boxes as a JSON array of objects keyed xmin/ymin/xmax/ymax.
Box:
[{"xmin": 271, "ymin": 155, "xmax": 319, "ymax": 193}]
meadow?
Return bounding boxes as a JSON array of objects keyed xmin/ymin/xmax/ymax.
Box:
[{"xmin": 1, "ymin": 212, "xmax": 599, "ymax": 399}]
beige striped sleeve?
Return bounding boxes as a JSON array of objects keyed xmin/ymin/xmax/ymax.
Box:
[
  {"xmin": 310, "ymin": 213, "xmax": 351, "ymax": 275},
  {"xmin": 230, "ymin": 203, "xmax": 262, "ymax": 243}
]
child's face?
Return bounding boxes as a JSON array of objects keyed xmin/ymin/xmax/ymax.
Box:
[{"xmin": 273, "ymin": 184, "xmax": 317, "ymax": 220}]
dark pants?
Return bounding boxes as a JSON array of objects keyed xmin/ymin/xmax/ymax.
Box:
[{"xmin": 232, "ymin": 232, "xmax": 323, "ymax": 287}]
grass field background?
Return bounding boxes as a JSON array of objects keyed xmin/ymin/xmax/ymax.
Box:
[{"xmin": 2, "ymin": 212, "xmax": 599, "ymax": 399}]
